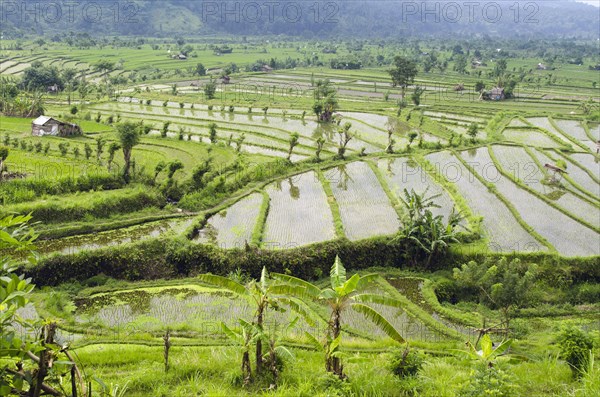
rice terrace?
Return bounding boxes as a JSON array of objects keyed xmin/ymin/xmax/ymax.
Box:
[{"xmin": 1, "ymin": 1, "xmax": 599, "ymax": 396}]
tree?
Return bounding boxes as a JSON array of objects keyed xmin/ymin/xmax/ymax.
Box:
[
  {"xmin": 388, "ymin": 56, "xmax": 418, "ymax": 99},
  {"xmin": 58, "ymin": 142, "xmax": 70, "ymax": 157},
  {"xmin": 191, "ymin": 160, "xmax": 211, "ymax": 189},
  {"xmin": 578, "ymin": 97, "xmax": 599, "ymax": 117},
  {"xmin": 313, "ymin": 79, "xmax": 338, "ymax": 122},
  {"xmin": 153, "ymin": 161, "xmax": 166, "ymax": 183},
  {"xmin": 21, "ymin": 62, "xmax": 63, "ymax": 91},
  {"xmin": 0, "ymin": 146, "xmax": 8, "ymax": 179},
  {"xmin": 161, "ymin": 121, "xmax": 170, "ymax": 138},
  {"xmin": 116, "ymin": 122, "xmax": 141, "ymax": 183},
  {"xmin": 93, "ymin": 59, "xmax": 115, "ymax": 73},
  {"xmin": 209, "ymin": 123, "xmax": 218, "ymax": 143},
  {"xmin": 180, "ymin": 44, "xmax": 194, "ymax": 56},
  {"xmin": 95, "ymin": 137, "xmax": 105, "ymax": 163},
  {"xmin": 336, "ymin": 122, "xmax": 353, "ymax": 159},
  {"xmin": 386, "ymin": 127, "xmax": 396, "ymax": 154},
  {"xmin": 235, "ymin": 133, "xmax": 246, "ymax": 153},
  {"xmin": 259, "ymin": 318, "xmax": 297, "ymax": 386},
  {"xmin": 411, "ymin": 85, "xmax": 424, "ymax": 106},
  {"xmin": 107, "ymin": 142, "xmax": 121, "ymax": 171},
  {"xmin": 78, "ymin": 78, "xmax": 91, "ymax": 101},
  {"xmin": 287, "ymin": 132, "xmax": 299, "ymax": 161},
  {"xmin": 1, "ymin": 214, "xmax": 86, "ymax": 396},
  {"xmin": 315, "ymin": 137, "xmax": 325, "ymax": 161},
  {"xmin": 396, "ymin": 99, "xmax": 408, "ymax": 116},
  {"xmin": 493, "ymin": 58, "xmax": 508, "ymax": 78},
  {"xmin": 84, "ymin": 143, "xmax": 92, "ymax": 160},
  {"xmin": 198, "ymin": 267, "xmax": 298, "ymax": 376},
  {"xmin": 407, "ymin": 131, "xmax": 418, "ymax": 149},
  {"xmin": 394, "ymin": 189, "xmax": 462, "ymax": 267},
  {"xmin": 204, "ymin": 77, "xmax": 217, "ymax": 100},
  {"xmin": 453, "ymin": 257, "xmax": 538, "ymax": 328},
  {"xmin": 467, "ymin": 123, "xmax": 479, "ymax": 143},
  {"xmin": 453, "ymin": 55, "xmax": 468, "ymax": 74},
  {"xmin": 475, "ymin": 81, "xmax": 486, "ymax": 93},
  {"xmin": 167, "ymin": 160, "xmax": 184, "ymax": 179},
  {"xmin": 220, "ymin": 320, "xmax": 261, "ymax": 387},
  {"xmin": 273, "ymin": 257, "xmax": 404, "ymax": 379},
  {"xmin": 195, "ymin": 63, "xmax": 206, "ymax": 76}
]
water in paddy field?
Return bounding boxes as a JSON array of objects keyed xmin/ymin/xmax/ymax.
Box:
[
  {"xmin": 72, "ymin": 280, "xmax": 459, "ymax": 342},
  {"xmin": 35, "ymin": 217, "xmax": 194, "ymax": 256}
]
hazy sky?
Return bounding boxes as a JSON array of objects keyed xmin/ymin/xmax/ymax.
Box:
[{"xmin": 576, "ymin": 0, "xmax": 600, "ymax": 7}]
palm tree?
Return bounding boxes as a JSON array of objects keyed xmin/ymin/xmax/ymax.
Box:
[
  {"xmin": 258, "ymin": 317, "xmax": 297, "ymax": 386},
  {"xmin": 396, "ymin": 188, "xmax": 462, "ymax": 267},
  {"xmin": 198, "ymin": 267, "xmax": 295, "ymax": 374},
  {"xmin": 221, "ymin": 319, "xmax": 261, "ymax": 387},
  {"xmin": 273, "ymin": 256, "xmax": 405, "ymax": 378}
]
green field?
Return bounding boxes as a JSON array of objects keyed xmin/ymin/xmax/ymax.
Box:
[{"xmin": 2, "ymin": 33, "xmax": 600, "ymax": 397}]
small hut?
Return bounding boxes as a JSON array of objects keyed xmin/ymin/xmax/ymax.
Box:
[{"xmin": 31, "ymin": 116, "xmax": 82, "ymax": 137}]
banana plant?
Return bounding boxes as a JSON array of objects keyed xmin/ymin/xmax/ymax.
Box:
[
  {"xmin": 273, "ymin": 256, "xmax": 405, "ymax": 379},
  {"xmin": 221, "ymin": 319, "xmax": 262, "ymax": 387},
  {"xmin": 395, "ymin": 188, "xmax": 463, "ymax": 267},
  {"xmin": 462, "ymin": 334, "xmax": 512, "ymax": 368},
  {"xmin": 198, "ymin": 267, "xmax": 305, "ymax": 375},
  {"xmin": 258, "ymin": 317, "xmax": 298, "ymax": 386}
]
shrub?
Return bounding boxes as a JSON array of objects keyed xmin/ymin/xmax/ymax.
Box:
[
  {"xmin": 570, "ymin": 283, "xmax": 600, "ymax": 304},
  {"xmin": 0, "ymin": 173, "xmax": 125, "ymax": 205},
  {"xmin": 58, "ymin": 142, "xmax": 70, "ymax": 156},
  {"xmin": 557, "ymin": 326, "xmax": 594, "ymax": 378},
  {"xmin": 43, "ymin": 290, "xmax": 76, "ymax": 318},
  {"xmin": 433, "ymin": 278, "xmax": 463, "ymax": 304},
  {"xmin": 161, "ymin": 122, "xmax": 170, "ymax": 138},
  {"xmin": 0, "ymin": 187, "xmax": 165, "ymax": 223},
  {"xmin": 459, "ymin": 364, "xmax": 517, "ymax": 397},
  {"xmin": 316, "ymin": 373, "xmax": 352, "ymax": 397},
  {"xmin": 83, "ymin": 273, "xmax": 114, "ymax": 287},
  {"xmin": 388, "ymin": 347, "xmax": 425, "ymax": 378}
]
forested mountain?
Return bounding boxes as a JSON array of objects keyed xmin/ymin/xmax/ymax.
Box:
[{"xmin": 1, "ymin": 0, "xmax": 598, "ymax": 38}]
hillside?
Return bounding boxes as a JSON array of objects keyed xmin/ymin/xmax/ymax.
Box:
[{"xmin": 2, "ymin": 0, "xmax": 599, "ymax": 38}]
